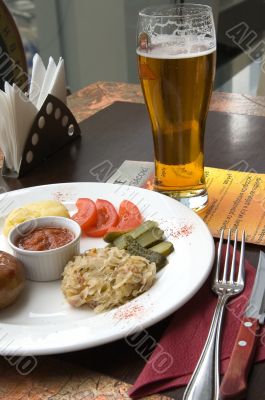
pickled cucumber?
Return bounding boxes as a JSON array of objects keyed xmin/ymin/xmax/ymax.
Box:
[
  {"xmin": 103, "ymin": 230, "xmax": 128, "ymax": 243},
  {"xmin": 149, "ymin": 241, "xmax": 174, "ymax": 256},
  {"xmin": 113, "ymin": 220, "xmax": 158, "ymax": 249},
  {"xmin": 125, "ymin": 237, "xmax": 167, "ymax": 270},
  {"xmin": 136, "ymin": 227, "xmax": 164, "ymax": 248}
]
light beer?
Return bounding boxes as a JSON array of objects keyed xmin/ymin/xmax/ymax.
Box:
[{"xmin": 137, "ymin": 42, "xmax": 216, "ymax": 203}]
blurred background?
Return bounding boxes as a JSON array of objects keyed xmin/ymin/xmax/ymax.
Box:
[{"xmin": 3, "ymin": 0, "xmax": 265, "ymax": 95}]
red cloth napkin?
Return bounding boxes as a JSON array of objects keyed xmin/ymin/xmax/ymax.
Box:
[{"xmin": 129, "ymin": 252, "xmax": 265, "ymax": 398}]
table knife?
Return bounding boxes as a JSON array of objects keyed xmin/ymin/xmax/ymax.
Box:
[{"xmin": 220, "ymin": 251, "xmax": 265, "ymax": 400}]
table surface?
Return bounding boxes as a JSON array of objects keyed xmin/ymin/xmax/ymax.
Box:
[
  {"xmin": 67, "ymin": 81, "xmax": 265, "ymax": 122},
  {"xmin": 2, "ymin": 82, "xmax": 265, "ymax": 400}
]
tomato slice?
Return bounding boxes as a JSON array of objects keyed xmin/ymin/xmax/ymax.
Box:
[
  {"xmin": 86, "ymin": 199, "xmax": 119, "ymax": 237},
  {"xmin": 72, "ymin": 198, "xmax": 97, "ymax": 231},
  {"xmin": 109, "ymin": 200, "xmax": 143, "ymax": 232}
]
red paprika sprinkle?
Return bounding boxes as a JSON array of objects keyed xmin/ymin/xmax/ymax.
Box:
[
  {"xmin": 114, "ymin": 304, "xmax": 144, "ymax": 320},
  {"xmin": 172, "ymin": 224, "xmax": 193, "ymax": 239},
  {"xmin": 162, "ymin": 223, "xmax": 193, "ymax": 240}
]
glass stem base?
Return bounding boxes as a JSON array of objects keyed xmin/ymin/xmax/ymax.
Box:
[{"xmin": 155, "ymin": 188, "xmax": 208, "ymax": 212}]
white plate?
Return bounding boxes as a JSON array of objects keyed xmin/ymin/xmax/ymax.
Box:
[{"xmin": 0, "ymin": 182, "xmax": 214, "ymax": 355}]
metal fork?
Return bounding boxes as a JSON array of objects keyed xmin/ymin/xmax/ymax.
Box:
[{"xmin": 183, "ymin": 229, "xmax": 245, "ymax": 400}]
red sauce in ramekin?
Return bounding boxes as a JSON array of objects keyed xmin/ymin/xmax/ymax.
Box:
[{"xmin": 16, "ymin": 227, "xmax": 74, "ymax": 251}]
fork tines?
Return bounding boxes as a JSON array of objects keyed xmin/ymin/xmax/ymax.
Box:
[{"xmin": 215, "ymin": 229, "xmax": 245, "ymax": 285}]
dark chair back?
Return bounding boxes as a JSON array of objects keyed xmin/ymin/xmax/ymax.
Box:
[{"xmin": 0, "ymin": 0, "xmax": 28, "ymax": 92}]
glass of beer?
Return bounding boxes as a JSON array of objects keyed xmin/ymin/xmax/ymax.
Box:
[{"xmin": 137, "ymin": 4, "xmax": 216, "ymax": 211}]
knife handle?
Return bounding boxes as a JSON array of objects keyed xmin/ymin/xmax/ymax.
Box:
[{"xmin": 220, "ymin": 317, "xmax": 259, "ymax": 400}]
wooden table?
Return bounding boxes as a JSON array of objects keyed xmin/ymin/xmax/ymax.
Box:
[
  {"xmin": 67, "ymin": 81, "xmax": 265, "ymax": 121},
  {"xmin": 1, "ymin": 82, "xmax": 265, "ymax": 400}
]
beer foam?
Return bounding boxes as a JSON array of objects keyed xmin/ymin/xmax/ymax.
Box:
[{"xmin": 137, "ymin": 36, "xmax": 216, "ymax": 59}]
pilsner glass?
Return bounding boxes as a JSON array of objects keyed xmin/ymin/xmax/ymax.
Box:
[{"xmin": 137, "ymin": 4, "xmax": 216, "ymax": 211}]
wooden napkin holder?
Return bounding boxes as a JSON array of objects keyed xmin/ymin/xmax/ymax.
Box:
[{"xmin": 2, "ymin": 94, "xmax": 81, "ymax": 178}]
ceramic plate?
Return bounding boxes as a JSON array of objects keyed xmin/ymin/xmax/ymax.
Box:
[{"xmin": 0, "ymin": 182, "xmax": 214, "ymax": 355}]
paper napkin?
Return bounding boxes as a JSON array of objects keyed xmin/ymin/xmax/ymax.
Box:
[
  {"xmin": 0, "ymin": 54, "xmax": 67, "ymax": 174},
  {"xmin": 29, "ymin": 53, "xmax": 46, "ymax": 106}
]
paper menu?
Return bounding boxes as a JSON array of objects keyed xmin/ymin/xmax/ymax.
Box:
[
  {"xmin": 107, "ymin": 160, "xmax": 265, "ymax": 245},
  {"xmin": 203, "ymin": 167, "xmax": 265, "ymax": 243}
]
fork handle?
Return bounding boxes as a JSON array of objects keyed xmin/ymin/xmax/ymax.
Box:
[
  {"xmin": 183, "ymin": 295, "xmax": 227, "ymax": 400},
  {"xmin": 220, "ymin": 317, "xmax": 259, "ymax": 400}
]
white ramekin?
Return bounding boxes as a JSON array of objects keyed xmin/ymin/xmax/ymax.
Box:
[{"xmin": 8, "ymin": 216, "xmax": 81, "ymax": 282}]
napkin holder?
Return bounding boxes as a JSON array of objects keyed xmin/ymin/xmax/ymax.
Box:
[{"xmin": 2, "ymin": 94, "xmax": 81, "ymax": 178}]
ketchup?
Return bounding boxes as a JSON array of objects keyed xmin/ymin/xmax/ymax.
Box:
[{"xmin": 16, "ymin": 227, "xmax": 74, "ymax": 251}]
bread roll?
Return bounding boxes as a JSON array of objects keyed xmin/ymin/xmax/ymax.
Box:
[{"xmin": 0, "ymin": 251, "xmax": 25, "ymax": 309}]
